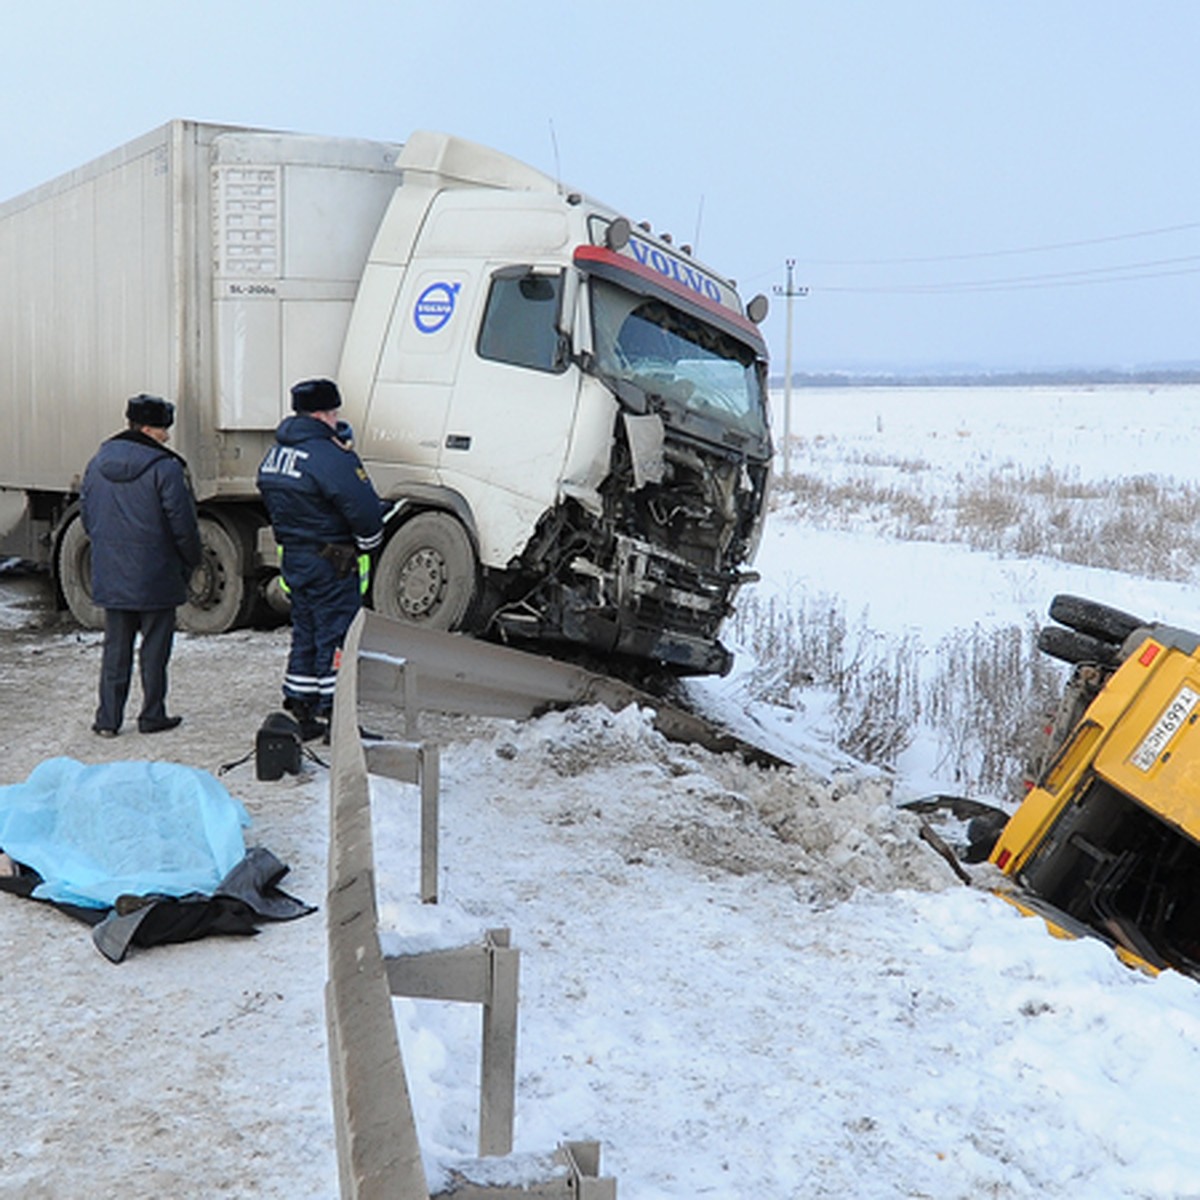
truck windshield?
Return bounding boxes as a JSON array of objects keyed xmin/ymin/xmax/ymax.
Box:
[{"xmin": 589, "ymin": 278, "xmax": 768, "ymax": 443}]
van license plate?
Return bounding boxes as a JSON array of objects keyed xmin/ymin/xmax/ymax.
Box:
[{"xmin": 1131, "ymin": 685, "xmax": 1200, "ymax": 771}]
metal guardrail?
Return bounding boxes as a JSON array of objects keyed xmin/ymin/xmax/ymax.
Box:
[
  {"xmin": 347, "ymin": 613, "xmax": 791, "ymax": 768},
  {"xmin": 325, "ymin": 608, "xmax": 616, "ymax": 1199}
]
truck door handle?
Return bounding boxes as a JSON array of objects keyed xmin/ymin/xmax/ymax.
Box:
[{"xmin": 444, "ymin": 434, "xmax": 471, "ymax": 451}]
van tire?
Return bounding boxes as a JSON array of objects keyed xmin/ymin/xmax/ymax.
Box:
[
  {"xmin": 1048, "ymin": 594, "xmax": 1144, "ymax": 645},
  {"xmin": 373, "ymin": 512, "xmax": 478, "ymax": 631},
  {"xmin": 57, "ymin": 514, "xmax": 105, "ymax": 630},
  {"xmin": 1037, "ymin": 624, "xmax": 1122, "ymax": 667}
]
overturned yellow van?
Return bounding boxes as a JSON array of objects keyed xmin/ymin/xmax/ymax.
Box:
[{"xmin": 990, "ymin": 595, "xmax": 1200, "ymax": 979}]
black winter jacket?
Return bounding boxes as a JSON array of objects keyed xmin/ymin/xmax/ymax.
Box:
[
  {"xmin": 256, "ymin": 415, "xmax": 385, "ymax": 551},
  {"xmin": 81, "ymin": 431, "xmax": 203, "ymax": 610}
]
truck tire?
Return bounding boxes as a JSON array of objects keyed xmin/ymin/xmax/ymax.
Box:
[
  {"xmin": 179, "ymin": 515, "xmax": 250, "ymax": 635},
  {"xmin": 373, "ymin": 512, "xmax": 478, "ymax": 631},
  {"xmin": 1037, "ymin": 624, "xmax": 1122, "ymax": 667},
  {"xmin": 1047, "ymin": 594, "xmax": 1144, "ymax": 645},
  {"xmin": 57, "ymin": 515, "xmax": 105, "ymax": 630}
]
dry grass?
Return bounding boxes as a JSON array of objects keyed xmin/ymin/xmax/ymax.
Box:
[
  {"xmin": 774, "ymin": 457, "xmax": 1200, "ymax": 581},
  {"xmin": 732, "ymin": 592, "xmax": 1062, "ymax": 794},
  {"xmin": 737, "ymin": 454, "xmax": 1200, "ymax": 796},
  {"xmin": 731, "ymin": 591, "xmax": 922, "ymax": 771}
]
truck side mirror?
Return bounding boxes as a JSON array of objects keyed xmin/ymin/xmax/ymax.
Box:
[{"xmin": 518, "ymin": 275, "xmax": 556, "ymax": 302}]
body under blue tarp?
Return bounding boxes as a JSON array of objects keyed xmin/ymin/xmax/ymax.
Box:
[{"xmin": 0, "ymin": 757, "xmax": 250, "ymax": 909}]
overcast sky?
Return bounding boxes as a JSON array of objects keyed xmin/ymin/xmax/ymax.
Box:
[{"xmin": 5, "ymin": 0, "xmax": 1198, "ymax": 372}]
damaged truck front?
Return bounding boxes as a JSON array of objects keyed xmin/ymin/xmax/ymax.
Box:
[
  {"xmin": 988, "ymin": 595, "xmax": 1200, "ymax": 978},
  {"xmin": 487, "ymin": 233, "xmax": 772, "ymax": 674}
]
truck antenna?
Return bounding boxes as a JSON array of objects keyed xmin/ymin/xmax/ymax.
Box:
[
  {"xmin": 693, "ymin": 194, "xmax": 705, "ymax": 253},
  {"xmin": 548, "ymin": 119, "xmax": 563, "ymax": 193}
]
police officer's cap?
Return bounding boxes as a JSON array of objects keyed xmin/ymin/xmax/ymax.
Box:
[
  {"xmin": 126, "ymin": 394, "xmax": 175, "ymax": 428},
  {"xmin": 291, "ymin": 378, "xmax": 342, "ymax": 413}
]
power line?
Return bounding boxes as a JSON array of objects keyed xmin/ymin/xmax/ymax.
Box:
[
  {"xmin": 736, "ymin": 216, "xmax": 1200, "ymax": 290},
  {"xmin": 818, "ymin": 255, "xmax": 1200, "ymax": 295},
  {"xmin": 793, "ymin": 219, "xmax": 1200, "ymax": 267}
]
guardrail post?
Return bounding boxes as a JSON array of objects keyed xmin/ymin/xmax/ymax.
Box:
[
  {"xmin": 384, "ymin": 927, "xmax": 520, "ymax": 1157},
  {"xmin": 479, "ymin": 929, "xmax": 519, "ymax": 1156},
  {"xmin": 364, "ymin": 739, "xmax": 440, "ymax": 903}
]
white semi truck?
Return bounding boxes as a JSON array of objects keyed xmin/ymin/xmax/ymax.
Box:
[{"xmin": 0, "ymin": 120, "xmax": 772, "ymax": 674}]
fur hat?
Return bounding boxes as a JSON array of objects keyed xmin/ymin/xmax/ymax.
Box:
[
  {"xmin": 125, "ymin": 394, "xmax": 175, "ymax": 428},
  {"xmin": 291, "ymin": 378, "xmax": 342, "ymax": 413}
]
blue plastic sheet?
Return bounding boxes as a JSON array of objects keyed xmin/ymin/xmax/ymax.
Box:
[{"xmin": 0, "ymin": 757, "xmax": 250, "ymax": 909}]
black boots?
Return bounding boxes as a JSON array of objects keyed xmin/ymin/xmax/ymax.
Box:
[{"xmin": 283, "ymin": 698, "xmax": 328, "ymax": 742}]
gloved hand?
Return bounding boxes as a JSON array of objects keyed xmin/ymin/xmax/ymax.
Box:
[{"xmin": 335, "ymin": 419, "xmax": 355, "ymax": 447}]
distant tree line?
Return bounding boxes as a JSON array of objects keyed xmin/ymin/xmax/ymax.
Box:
[{"xmin": 773, "ymin": 366, "xmax": 1200, "ymax": 388}]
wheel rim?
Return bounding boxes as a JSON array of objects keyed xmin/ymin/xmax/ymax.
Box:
[
  {"xmin": 188, "ymin": 543, "xmax": 229, "ymax": 610},
  {"xmin": 398, "ymin": 547, "xmax": 446, "ymax": 618},
  {"xmin": 373, "ymin": 511, "xmax": 478, "ymax": 631}
]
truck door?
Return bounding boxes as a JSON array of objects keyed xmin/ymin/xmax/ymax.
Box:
[
  {"xmin": 362, "ymin": 266, "xmax": 477, "ymax": 473},
  {"xmin": 439, "ymin": 264, "xmax": 578, "ymax": 563}
]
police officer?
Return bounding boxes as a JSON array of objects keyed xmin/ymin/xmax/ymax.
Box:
[
  {"xmin": 257, "ymin": 378, "xmax": 385, "ymax": 739},
  {"xmin": 82, "ymin": 393, "xmax": 203, "ymax": 736}
]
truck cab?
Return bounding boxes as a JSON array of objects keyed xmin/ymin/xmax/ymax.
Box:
[{"xmin": 338, "ymin": 132, "xmax": 771, "ymax": 675}]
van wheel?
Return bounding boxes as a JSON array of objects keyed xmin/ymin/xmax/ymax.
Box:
[
  {"xmin": 57, "ymin": 515, "xmax": 104, "ymax": 629},
  {"xmin": 373, "ymin": 512, "xmax": 478, "ymax": 630},
  {"xmin": 179, "ymin": 516, "xmax": 249, "ymax": 634},
  {"xmin": 1047, "ymin": 594, "xmax": 1145, "ymax": 644},
  {"xmin": 1037, "ymin": 624, "xmax": 1122, "ymax": 667}
]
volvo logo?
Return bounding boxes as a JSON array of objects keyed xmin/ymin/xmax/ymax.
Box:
[
  {"xmin": 627, "ymin": 236, "xmax": 723, "ymax": 303},
  {"xmin": 413, "ymin": 281, "xmax": 461, "ymax": 334}
]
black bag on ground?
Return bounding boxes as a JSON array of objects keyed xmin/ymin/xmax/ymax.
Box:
[{"xmin": 255, "ymin": 712, "xmax": 303, "ymax": 780}]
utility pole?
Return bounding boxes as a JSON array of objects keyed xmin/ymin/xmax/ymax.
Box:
[{"xmin": 773, "ymin": 259, "xmax": 808, "ymax": 480}]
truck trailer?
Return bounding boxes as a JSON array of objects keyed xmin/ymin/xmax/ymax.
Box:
[{"xmin": 0, "ymin": 120, "xmax": 772, "ymax": 674}]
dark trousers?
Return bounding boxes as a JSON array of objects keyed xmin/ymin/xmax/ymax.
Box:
[
  {"xmin": 280, "ymin": 548, "xmax": 362, "ymax": 716},
  {"xmin": 95, "ymin": 608, "xmax": 177, "ymax": 731}
]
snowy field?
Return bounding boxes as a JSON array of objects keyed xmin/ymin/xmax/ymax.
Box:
[
  {"xmin": 761, "ymin": 383, "xmax": 1200, "ymax": 644},
  {"xmin": 4, "ymin": 384, "xmax": 1200, "ymax": 1198}
]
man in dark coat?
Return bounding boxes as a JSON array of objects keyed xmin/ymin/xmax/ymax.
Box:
[
  {"xmin": 256, "ymin": 378, "xmax": 385, "ymax": 740},
  {"xmin": 81, "ymin": 394, "xmax": 203, "ymax": 736}
]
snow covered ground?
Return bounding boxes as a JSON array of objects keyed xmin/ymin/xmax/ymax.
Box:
[{"xmin": 4, "ymin": 385, "xmax": 1200, "ymax": 1198}]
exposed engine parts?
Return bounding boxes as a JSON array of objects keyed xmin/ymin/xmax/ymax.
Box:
[{"xmin": 487, "ymin": 416, "xmax": 768, "ymax": 675}]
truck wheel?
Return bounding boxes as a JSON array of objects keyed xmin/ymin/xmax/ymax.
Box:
[
  {"xmin": 1047, "ymin": 594, "xmax": 1145, "ymax": 644},
  {"xmin": 1037, "ymin": 624, "xmax": 1122, "ymax": 667},
  {"xmin": 179, "ymin": 516, "xmax": 249, "ymax": 634},
  {"xmin": 57, "ymin": 515, "xmax": 104, "ymax": 629},
  {"xmin": 373, "ymin": 512, "xmax": 478, "ymax": 631}
]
